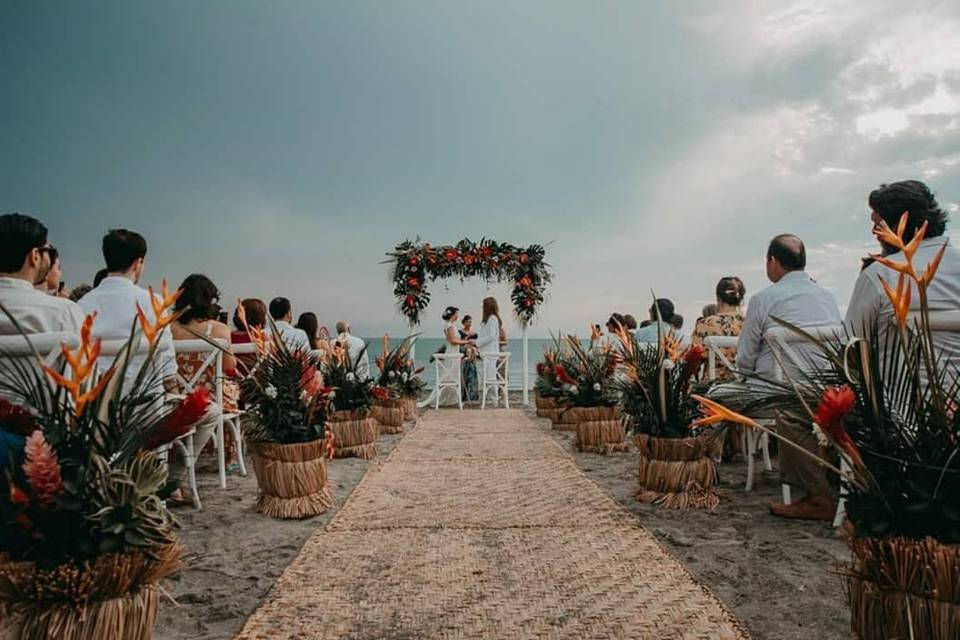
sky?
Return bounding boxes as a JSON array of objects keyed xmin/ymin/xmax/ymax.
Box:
[{"xmin": 2, "ymin": 0, "xmax": 959, "ymax": 338}]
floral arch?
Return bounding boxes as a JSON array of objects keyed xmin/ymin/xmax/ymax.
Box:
[{"xmin": 385, "ymin": 238, "xmax": 552, "ymax": 404}]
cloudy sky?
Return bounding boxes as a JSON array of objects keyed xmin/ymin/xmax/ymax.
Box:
[{"xmin": 3, "ymin": 0, "xmax": 959, "ymax": 337}]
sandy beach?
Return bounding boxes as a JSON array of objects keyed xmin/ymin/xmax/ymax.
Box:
[{"xmin": 152, "ymin": 401, "xmax": 850, "ymax": 640}]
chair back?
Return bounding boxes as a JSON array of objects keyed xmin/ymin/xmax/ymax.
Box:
[
  {"xmin": 0, "ymin": 332, "xmax": 81, "ymax": 370},
  {"xmin": 173, "ymin": 339, "xmax": 229, "ymax": 402},
  {"xmin": 433, "ymin": 352, "xmax": 463, "ymax": 378},
  {"xmin": 764, "ymin": 325, "xmax": 844, "ymax": 382},
  {"xmin": 908, "ymin": 310, "xmax": 960, "ymax": 332},
  {"xmin": 702, "ymin": 336, "xmax": 738, "ymax": 381},
  {"xmin": 480, "ymin": 351, "xmax": 510, "ymax": 382}
]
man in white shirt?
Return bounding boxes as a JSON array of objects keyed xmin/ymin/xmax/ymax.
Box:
[
  {"xmin": 737, "ymin": 234, "xmax": 842, "ymax": 521},
  {"xmin": 0, "ymin": 213, "xmax": 86, "ymax": 336},
  {"xmin": 80, "ymin": 229, "xmax": 216, "ymax": 506},
  {"xmin": 268, "ymin": 297, "xmax": 311, "ymax": 351},
  {"xmin": 846, "ymin": 180, "xmax": 960, "ymax": 371},
  {"xmin": 78, "ymin": 229, "xmax": 177, "ymax": 393},
  {"xmin": 336, "ymin": 320, "xmax": 370, "ymax": 380}
]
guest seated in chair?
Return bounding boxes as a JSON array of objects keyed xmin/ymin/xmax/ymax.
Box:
[
  {"xmin": 692, "ymin": 276, "xmax": 746, "ymax": 382},
  {"xmin": 171, "ymin": 274, "xmax": 239, "ymax": 474},
  {"xmin": 634, "ymin": 299, "xmax": 678, "ymax": 343},
  {"xmin": 738, "ymin": 234, "xmax": 841, "ymax": 521},
  {"xmin": 268, "ymin": 297, "xmax": 311, "ymax": 351}
]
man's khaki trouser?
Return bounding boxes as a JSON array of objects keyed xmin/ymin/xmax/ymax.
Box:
[{"xmin": 776, "ymin": 410, "xmax": 830, "ymax": 497}]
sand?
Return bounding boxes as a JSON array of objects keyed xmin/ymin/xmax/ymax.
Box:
[{"xmin": 155, "ymin": 405, "xmax": 851, "ymax": 640}]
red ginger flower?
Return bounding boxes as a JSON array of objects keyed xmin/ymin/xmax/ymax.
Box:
[
  {"xmin": 814, "ymin": 385, "xmax": 864, "ymax": 468},
  {"xmin": 554, "ymin": 364, "xmax": 577, "ymax": 386},
  {"xmin": 22, "ymin": 431, "xmax": 63, "ymax": 509},
  {"xmin": 9, "ymin": 482, "xmax": 29, "ymax": 506},
  {"xmin": 299, "ymin": 366, "xmax": 324, "ymax": 398},
  {"xmin": 0, "ymin": 398, "xmax": 37, "ymax": 436},
  {"xmin": 146, "ymin": 387, "xmax": 211, "ymax": 450},
  {"xmin": 371, "ymin": 386, "xmax": 389, "ymax": 401}
]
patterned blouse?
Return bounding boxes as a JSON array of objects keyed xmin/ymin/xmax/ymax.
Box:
[{"xmin": 692, "ymin": 313, "xmax": 745, "ymax": 381}]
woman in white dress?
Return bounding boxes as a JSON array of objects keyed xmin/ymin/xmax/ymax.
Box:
[
  {"xmin": 419, "ymin": 306, "xmax": 474, "ymax": 408},
  {"xmin": 475, "ymin": 297, "xmax": 503, "ymax": 406}
]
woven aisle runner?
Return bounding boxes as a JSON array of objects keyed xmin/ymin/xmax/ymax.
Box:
[{"xmin": 236, "ymin": 409, "xmax": 749, "ymax": 639}]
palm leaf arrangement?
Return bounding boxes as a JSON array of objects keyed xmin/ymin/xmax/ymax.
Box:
[
  {"xmin": 694, "ymin": 214, "xmax": 959, "ymax": 638},
  {"xmin": 323, "ymin": 342, "xmax": 381, "ymax": 413},
  {"xmin": 534, "ymin": 347, "xmax": 563, "ymax": 399},
  {"xmin": 552, "ymin": 335, "xmax": 618, "ymax": 409},
  {"xmin": 374, "ymin": 334, "xmax": 425, "ymax": 400},
  {"xmin": 0, "ymin": 284, "xmax": 204, "ymax": 636}
]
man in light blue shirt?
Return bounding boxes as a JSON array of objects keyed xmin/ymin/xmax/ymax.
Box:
[
  {"xmin": 634, "ymin": 299, "xmax": 677, "ymax": 344},
  {"xmin": 737, "ymin": 234, "xmax": 841, "ymax": 522}
]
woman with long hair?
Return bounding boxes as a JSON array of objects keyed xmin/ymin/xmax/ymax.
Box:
[
  {"xmin": 296, "ymin": 312, "xmax": 320, "ymax": 350},
  {"xmin": 475, "ymin": 296, "xmax": 503, "ymax": 406},
  {"xmin": 692, "ymin": 276, "xmax": 746, "ymax": 381}
]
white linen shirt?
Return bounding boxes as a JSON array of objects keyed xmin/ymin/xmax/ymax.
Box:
[
  {"xmin": 273, "ymin": 320, "xmax": 311, "ymax": 352},
  {"xmin": 846, "ymin": 236, "xmax": 960, "ymax": 370},
  {"xmin": 338, "ymin": 332, "xmax": 370, "ymax": 380},
  {"xmin": 737, "ymin": 270, "xmax": 842, "ymax": 379},
  {"xmin": 0, "ymin": 277, "xmax": 86, "ymax": 335},
  {"xmin": 78, "ymin": 276, "xmax": 177, "ymax": 390}
]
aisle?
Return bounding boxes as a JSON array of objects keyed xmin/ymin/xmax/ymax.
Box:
[{"xmin": 236, "ymin": 409, "xmax": 748, "ymax": 640}]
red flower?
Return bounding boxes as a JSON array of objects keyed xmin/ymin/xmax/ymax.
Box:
[
  {"xmin": 519, "ymin": 253, "xmax": 529, "ymax": 264},
  {"xmin": 444, "ymin": 249, "xmax": 459, "ymax": 261},
  {"xmin": 524, "ymin": 299, "xmax": 534, "ymax": 307},
  {"xmin": 299, "ymin": 366, "xmax": 323, "ymax": 397},
  {"xmin": 407, "ymin": 276, "xmax": 420, "ymax": 288},
  {"xmin": 371, "ymin": 386, "xmax": 389, "ymax": 401},
  {"xmin": 0, "ymin": 398, "xmax": 36, "ymax": 436},
  {"xmin": 480, "ymin": 246, "xmax": 493, "ymax": 258},
  {"xmin": 814, "ymin": 386, "xmax": 863, "ymax": 468},
  {"xmin": 414, "ymin": 366, "xmax": 425, "ymax": 375},
  {"xmin": 427, "ymin": 255, "xmax": 437, "ymax": 266},
  {"xmin": 554, "ymin": 364, "xmax": 577, "ymax": 386},
  {"xmin": 22, "ymin": 431, "xmax": 63, "ymax": 509},
  {"xmin": 405, "ymin": 295, "xmax": 417, "ymax": 308},
  {"xmin": 408, "ymin": 255, "xmax": 419, "ymax": 266},
  {"xmin": 146, "ymin": 387, "xmax": 211, "ymax": 450},
  {"xmin": 464, "ymin": 254, "xmax": 476, "ymax": 266},
  {"xmin": 9, "ymin": 483, "xmax": 29, "ymax": 506},
  {"xmin": 518, "ymin": 275, "xmax": 533, "ymax": 288},
  {"xmin": 536, "ymin": 362, "xmax": 547, "ymax": 376}
]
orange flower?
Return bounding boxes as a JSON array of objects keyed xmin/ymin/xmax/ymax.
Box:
[
  {"xmin": 879, "ymin": 272, "xmax": 912, "ymax": 330},
  {"xmin": 690, "ymin": 394, "xmax": 758, "ymax": 430},
  {"xmin": 136, "ymin": 280, "xmax": 181, "ymax": 345},
  {"xmin": 43, "ymin": 313, "xmax": 114, "ymax": 416},
  {"xmin": 325, "ymin": 430, "xmax": 336, "ymax": 460},
  {"xmin": 919, "ymin": 242, "xmax": 948, "ymax": 287},
  {"xmin": 872, "ymin": 213, "xmax": 907, "ymax": 252},
  {"xmin": 661, "ymin": 332, "xmax": 683, "ymax": 363}
]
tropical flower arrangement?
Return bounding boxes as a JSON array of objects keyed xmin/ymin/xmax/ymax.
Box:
[
  {"xmin": 534, "ymin": 348, "xmax": 564, "ymax": 399},
  {"xmin": 374, "ymin": 335, "xmax": 425, "ymax": 399},
  {"xmin": 386, "ymin": 238, "xmax": 551, "ymax": 325},
  {"xmin": 552, "ymin": 337, "xmax": 618, "ymax": 409},
  {"xmin": 322, "ymin": 343, "xmax": 382, "ymax": 459},
  {"xmin": 0, "ymin": 285, "xmax": 205, "ymax": 637},
  {"xmin": 696, "ymin": 214, "xmax": 959, "ymax": 638}
]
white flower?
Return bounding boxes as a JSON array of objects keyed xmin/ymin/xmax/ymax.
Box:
[
  {"xmin": 328, "ymin": 390, "xmax": 337, "ymax": 400},
  {"xmin": 662, "ymin": 359, "xmax": 676, "ymax": 371},
  {"xmin": 812, "ymin": 422, "xmax": 830, "ymax": 447},
  {"xmin": 388, "ymin": 371, "xmax": 396, "ymax": 379},
  {"xmin": 346, "ymin": 372, "xmax": 355, "ymax": 382},
  {"xmin": 567, "ymin": 384, "xmax": 579, "ymax": 394},
  {"xmin": 401, "ymin": 372, "xmax": 409, "ymax": 381},
  {"xmin": 264, "ymin": 385, "xmax": 278, "ymax": 399},
  {"xmin": 592, "ymin": 383, "xmax": 601, "ymax": 392}
]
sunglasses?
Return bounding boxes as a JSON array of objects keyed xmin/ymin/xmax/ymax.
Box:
[{"xmin": 38, "ymin": 245, "xmax": 57, "ymax": 255}]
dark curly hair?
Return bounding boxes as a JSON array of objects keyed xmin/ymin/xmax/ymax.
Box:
[
  {"xmin": 174, "ymin": 274, "xmax": 221, "ymax": 323},
  {"xmin": 716, "ymin": 276, "xmax": 746, "ymax": 307},
  {"xmin": 869, "ymin": 180, "xmax": 948, "ymax": 240}
]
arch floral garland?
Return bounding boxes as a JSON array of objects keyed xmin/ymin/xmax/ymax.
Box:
[{"xmin": 387, "ymin": 239, "xmax": 551, "ymax": 326}]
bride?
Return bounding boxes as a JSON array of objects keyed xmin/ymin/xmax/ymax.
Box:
[{"xmin": 418, "ymin": 306, "xmax": 474, "ymax": 407}]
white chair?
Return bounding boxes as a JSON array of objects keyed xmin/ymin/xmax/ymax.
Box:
[
  {"xmin": 174, "ymin": 338, "xmax": 246, "ymax": 490},
  {"xmin": 432, "ymin": 352, "xmax": 463, "ymax": 410},
  {"xmin": 909, "ymin": 310, "xmax": 960, "ymax": 331},
  {"xmin": 703, "ymin": 336, "xmax": 772, "ymax": 491},
  {"xmin": 764, "ymin": 324, "xmax": 845, "ymax": 506},
  {"xmin": 479, "ymin": 351, "xmax": 510, "ymax": 410},
  {"xmin": 0, "ymin": 332, "xmax": 81, "ymax": 368}
]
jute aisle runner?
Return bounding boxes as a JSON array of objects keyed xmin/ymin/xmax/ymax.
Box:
[{"xmin": 236, "ymin": 409, "xmax": 749, "ymax": 639}]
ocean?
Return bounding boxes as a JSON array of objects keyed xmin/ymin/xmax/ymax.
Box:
[{"xmin": 363, "ymin": 337, "xmax": 560, "ymax": 390}]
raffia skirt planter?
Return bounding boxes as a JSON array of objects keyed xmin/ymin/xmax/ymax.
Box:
[
  {"xmin": 555, "ymin": 405, "xmax": 619, "ymax": 431},
  {"xmin": 845, "ymin": 536, "xmax": 960, "ymax": 640},
  {"xmin": 535, "ymin": 395, "xmax": 560, "ymax": 417},
  {"xmin": 249, "ymin": 439, "xmax": 334, "ymax": 519},
  {"xmin": 400, "ymin": 397, "xmax": 418, "ymax": 422},
  {"xmin": 327, "ymin": 409, "xmax": 378, "ymax": 459},
  {"xmin": 635, "ymin": 434, "xmax": 722, "ymax": 510},
  {"xmin": 575, "ymin": 418, "xmax": 630, "ymax": 454},
  {"xmin": 0, "ymin": 542, "xmax": 182, "ymax": 640},
  {"xmin": 371, "ymin": 400, "xmax": 405, "ymax": 435}
]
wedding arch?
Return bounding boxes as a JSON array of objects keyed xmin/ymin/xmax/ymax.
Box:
[{"xmin": 385, "ymin": 238, "xmax": 551, "ymax": 405}]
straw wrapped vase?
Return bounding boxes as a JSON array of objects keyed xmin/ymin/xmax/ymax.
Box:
[
  {"xmin": 575, "ymin": 417, "xmax": 630, "ymax": 454},
  {"xmin": 555, "ymin": 405, "xmax": 619, "ymax": 431},
  {"xmin": 249, "ymin": 439, "xmax": 334, "ymax": 519},
  {"xmin": 535, "ymin": 395, "xmax": 559, "ymax": 416},
  {"xmin": 845, "ymin": 536, "xmax": 960, "ymax": 640},
  {"xmin": 400, "ymin": 397, "xmax": 418, "ymax": 422},
  {"xmin": 371, "ymin": 400, "xmax": 405, "ymax": 435},
  {"xmin": 327, "ymin": 409, "xmax": 378, "ymax": 459},
  {"xmin": 0, "ymin": 542, "xmax": 182, "ymax": 640},
  {"xmin": 635, "ymin": 433, "xmax": 722, "ymax": 510}
]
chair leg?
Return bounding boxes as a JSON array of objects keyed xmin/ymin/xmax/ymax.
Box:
[
  {"xmin": 216, "ymin": 420, "xmax": 227, "ymax": 489},
  {"xmin": 228, "ymin": 418, "xmax": 247, "ymax": 477},
  {"xmin": 177, "ymin": 436, "xmax": 202, "ymax": 510},
  {"xmin": 761, "ymin": 432, "xmax": 773, "ymax": 471},
  {"xmin": 744, "ymin": 430, "xmax": 757, "ymax": 491},
  {"xmin": 781, "ymin": 484, "xmax": 792, "ymax": 505}
]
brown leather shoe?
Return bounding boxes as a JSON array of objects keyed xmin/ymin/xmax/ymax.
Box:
[{"xmin": 769, "ymin": 494, "xmax": 835, "ymax": 521}]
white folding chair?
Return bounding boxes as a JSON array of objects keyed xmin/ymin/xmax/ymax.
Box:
[
  {"xmin": 0, "ymin": 332, "xmax": 81, "ymax": 368},
  {"xmin": 432, "ymin": 353, "xmax": 463, "ymax": 410},
  {"xmin": 174, "ymin": 338, "xmax": 246, "ymax": 490},
  {"xmin": 910, "ymin": 310, "xmax": 960, "ymax": 331},
  {"xmin": 703, "ymin": 335, "xmax": 773, "ymax": 491},
  {"xmin": 479, "ymin": 352, "xmax": 510, "ymax": 409},
  {"xmin": 765, "ymin": 324, "xmax": 844, "ymax": 506}
]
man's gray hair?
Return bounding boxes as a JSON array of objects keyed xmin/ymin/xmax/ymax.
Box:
[{"xmin": 335, "ymin": 321, "xmax": 349, "ymax": 334}]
